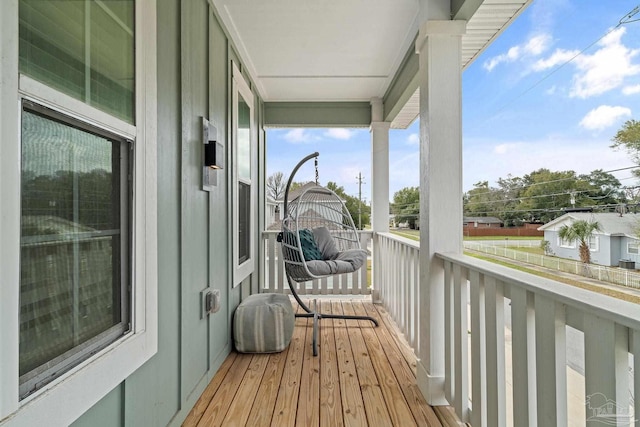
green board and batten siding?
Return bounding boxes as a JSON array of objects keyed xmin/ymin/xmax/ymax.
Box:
[{"xmin": 72, "ymin": 1, "xmax": 257, "ymax": 425}]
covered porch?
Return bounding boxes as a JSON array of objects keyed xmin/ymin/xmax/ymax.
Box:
[{"xmin": 9, "ymin": 0, "xmax": 636, "ymax": 426}]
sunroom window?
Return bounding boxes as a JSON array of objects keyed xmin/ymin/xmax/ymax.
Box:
[{"xmin": 19, "ymin": 102, "xmax": 131, "ymax": 399}]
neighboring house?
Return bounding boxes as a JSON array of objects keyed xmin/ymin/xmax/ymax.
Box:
[
  {"xmin": 538, "ymin": 212, "xmax": 640, "ymax": 267},
  {"xmin": 463, "ymin": 216, "xmax": 502, "ymax": 228},
  {"xmin": 0, "ymin": 1, "xmax": 531, "ymax": 426}
]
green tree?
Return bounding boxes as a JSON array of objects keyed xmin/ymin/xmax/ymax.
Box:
[
  {"xmin": 611, "ymin": 119, "xmax": 640, "ymax": 178},
  {"xmin": 392, "ymin": 187, "xmax": 419, "ymax": 229},
  {"xmin": 496, "ymin": 175, "xmax": 527, "ymax": 226},
  {"xmin": 558, "ymin": 220, "xmax": 601, "ymax": 264},
  {"xmin": 326, "ymin": 181, "xmax": 370, "ymax": 229},
  {"xmin": 519, "ymin": 169, "xmax": 590, "ymax": 223},
  {"xmin": 578, "ymin": 169, "xmax": 625, "ymax": 206}
]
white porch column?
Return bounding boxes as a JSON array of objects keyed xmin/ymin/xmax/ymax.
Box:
[
  {"xmin": 370, "ymin": 97, "xmax": 390, "ymax": 303},
  {"xmin": 415, "ymin": 20, "xmax": 466, "ymax": 405},
  {"xmin": 370, "ymin": 97, "xmax": 390, "ymax": 232}
]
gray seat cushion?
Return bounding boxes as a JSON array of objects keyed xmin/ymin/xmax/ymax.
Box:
[
  {"xmin": 305, "ymin": 248, "xmax": 368, "ymax": 275},
  {"xmin": 233, "ymin": 293, "xmax": 294, "ymax": 353}
]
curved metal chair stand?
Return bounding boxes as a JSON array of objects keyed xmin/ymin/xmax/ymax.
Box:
[{"xmin": 278, "ymin": 152, "xmax": 378, "ymax": 356}]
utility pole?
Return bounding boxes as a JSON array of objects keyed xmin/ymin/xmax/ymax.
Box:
[{"xmin": 356, "ymin": 172, "xmax": 365, "ymax": 229}]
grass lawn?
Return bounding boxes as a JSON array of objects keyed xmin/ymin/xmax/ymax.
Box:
[
  {"xmin": 467, "ymin": 252, "xmax": 640, "ymax": 304},
  {"xmin": 509, "ymin": 246, "xmax": 545, "ymax": 255},
  {"xmin": 463, "ymin": 236, "xmax": 543, "ymax": 241},
  {"xmin": 390, "ymin": 230, "xmax": 420, "ymax": 241},
  {"xmin": 391, "ymin": 229, "xmax": 543, "ymax": 243}
]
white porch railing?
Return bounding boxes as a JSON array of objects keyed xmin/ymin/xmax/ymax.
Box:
[
  {"xmin": 374, "ymin": 232, "xmax": 420, "ymax": 351},
  {"xmin": 261, "ymin": 230, "xmax": 372, "ymax": 295},
  {"xmin": 375, "ymin": 232, "xmax": 640, "ymax": 426}
]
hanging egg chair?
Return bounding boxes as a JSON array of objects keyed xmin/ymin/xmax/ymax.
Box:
[{"xmin": 277, "ymin": 152, "xmax": 378, "ymax": 356}]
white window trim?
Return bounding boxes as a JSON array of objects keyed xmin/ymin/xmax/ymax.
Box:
[
  {"xmin": 557, "ymin": 236, "xmax": 576, "ymax": 249},
  {"xmin": 588, "ymin": 235, "xmax": 599, "ymax": 252},
  {"xmin": 0, "ymin": 0, "xmax": 157, "ymax": 425},
  {"xmin": 232, "ymin": 63, "xmax": 256, "ymax": 287}
]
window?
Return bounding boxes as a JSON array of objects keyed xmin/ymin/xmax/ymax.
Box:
[
  {"xmin": 232, "ymin": 63, "xmax": 255, "ymax": 285},
  {"xmin": 558, "ymin": 236, "xmax": 576, "ymax": 249},
  {"xmin": 629, "ymin": 242, "xmax": 639, "ymax": 255},
  {"xmin": 588, "ymin": 236, "xmax": 599, "ymax": 252},
  {"xmin": 19, "ymin": 102, "xmax": 131, "ymax": 398}
]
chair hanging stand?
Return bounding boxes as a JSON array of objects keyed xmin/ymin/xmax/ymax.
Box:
[{"xmin": 278, "ymin": 152, "xmax": 378, "ymax": 356}]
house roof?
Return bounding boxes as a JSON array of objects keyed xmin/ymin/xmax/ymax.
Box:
[
  {"xmin": 282, "ymin": 182, "xmax": 344, "ymax": 204},
  {"xmin": 463, "ymin": 216, "xmax": 502, "ymax": 224},
  {"xmin": 538, "ymin": 212, "xmax": 640, "ymax": 238},
  {"xmin": 212, "ymin": 0, "xmax": 531, "ymax": 127}
]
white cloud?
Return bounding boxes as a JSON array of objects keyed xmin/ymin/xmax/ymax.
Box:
[
  {"xmin": 283, "ymin": 128, "xmax": 311, "ymax": 143},
  {"xmin": 493, "ymin": 143, "xmax": 523, "ymax": 155},
  {"xmin": 324, "ymin": 128, "xmax": 353, "ymax": 140},
  {"xmin": 579, "ymin": 105, "xmax": 631, "ymax": 131},
  {"xmin": 545, "ymin": 85, "xmax": 557, "ymax": 95},
  {"xmin": 524, "ymin": 34, "xmax": 551, "ymax": 56},
  {"xmin": 623, "ymin": 84, "xmax": 640, "ymax": 95},
  {"xmin": 463, "ymin": 136, "xmax": 633, "ymax": 192},
  {"xmin": 569, "ymin": 27, "xmax": 640, "ymax": 98},
  {"xmin": 529, "ymin": 28, "xmax": 640, "ymax": 98},
  {"xmin": 407, "ymin": 133, "xmax": 419, "ymax": 145},
  {"xmin": 531, "ymin": 49, "xmax": 579, "ymax": 71},
  {"xmin": 483, "ymin": 34, "xmax": 551, "ymax": 71}
]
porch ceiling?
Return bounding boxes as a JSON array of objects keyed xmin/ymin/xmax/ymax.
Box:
[{"xmin": 213, "ymin": 0, "xmax": 530, "ymax": 126}]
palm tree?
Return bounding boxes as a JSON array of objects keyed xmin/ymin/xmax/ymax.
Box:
[{"xmin": 558, "ymin": 220, "xmax": 602, "ymax": 264}]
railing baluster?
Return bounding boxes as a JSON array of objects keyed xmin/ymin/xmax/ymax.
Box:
[
  {"xmin": 510, "ymin": 286, "xmax": 536, "ymax": 427},
  {"xmin": 584, "ymin": 315, "xmax": 629, "ymax": 424},
  {"xmin": 415, "ymin": 246, "xmax": 420, "ymax": 352},
  {"xmin": 268, "ymin": 233, "xmax": 276, "ymax": 292},
  {"xmin": 470, "ymin": 270, "xmax": 486, "ymax": 427},
  {"xmin": 535, "ymin": 294, "xmax": 567, "ymax": 427},
  {"xmin": 632, "ymin": 330, "xmax": 640, "ymax": 427},
  {"xmin": 276, "ymin": 241, "xmax": 285, "ymax": 293},
  {"xmin": 485, "ymin": 277, "xmax": 505, "ymax": 427},
  {"xmin": 444, "ymin": 259, "xmax": 454, "ymax": 404},
  {"xmin": 453, "ymin": 264, "xmax": 469, "ymax": 421}
]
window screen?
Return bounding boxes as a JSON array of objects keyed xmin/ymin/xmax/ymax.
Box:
[{"xmin": 19, "ymin": 102, "xmax": 130, "ymax": 398}]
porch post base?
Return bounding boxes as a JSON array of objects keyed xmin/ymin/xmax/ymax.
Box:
[{"xmin": 416, "ymin": 361, "xmax": 449, "ymax": 406}]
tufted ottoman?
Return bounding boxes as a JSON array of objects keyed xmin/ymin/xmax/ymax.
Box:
[{"xmin": 233, "ymin": 293, "xmax": 294, "ymax": 353}]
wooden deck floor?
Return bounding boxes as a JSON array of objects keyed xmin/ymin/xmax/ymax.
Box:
[{"xmin": 183, "ymin": 299, "xmax": 464, "ymax": 427}]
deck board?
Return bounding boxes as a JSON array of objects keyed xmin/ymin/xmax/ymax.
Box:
[
  {"xmin": 183, "ymin": 299, "xmax": 464, "ymax": 427},
  {"xmin": 319, "ymin": 300, "xmax": 343, "ymax": 427}
]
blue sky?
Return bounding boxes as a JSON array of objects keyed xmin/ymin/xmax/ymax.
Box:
[{"xmin": 267, "ymin": 0, "xmax": 640, "ymax": 202}]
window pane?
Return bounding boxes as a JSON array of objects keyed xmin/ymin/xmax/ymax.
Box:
[
  {"xmin": 19, "ymin": 0, "xmax": 135, "ymax": 123},
  {"xmin": 237, "ymin": 96, "xmax": 251, "ymax": 181},
  {"xmin": 20, "ymin": 106, "xmax": 129, "ymax": 398},
  {"xmin": 238, "ymin": 182, "xmax": 251, "ymax": 265}
]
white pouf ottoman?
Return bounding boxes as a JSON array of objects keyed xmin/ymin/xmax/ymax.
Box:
[{"xmin": 233, "ymin": 293, "xmax": 294, "ymax": 353}]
